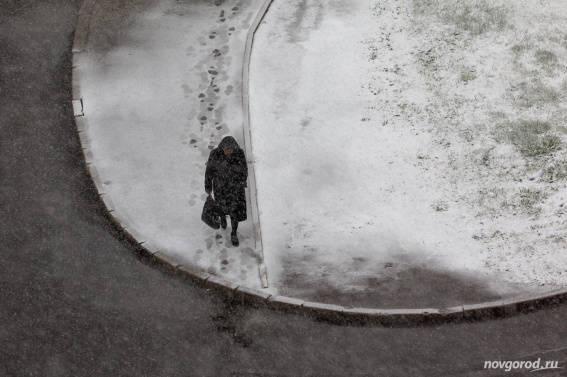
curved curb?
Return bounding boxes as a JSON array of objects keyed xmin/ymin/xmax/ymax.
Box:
[
  {"xmin": 241, "ymin": 0, "xmax": 275, "ymax": 290},
  {"xmin": 71, "ymin": 0, "xmax": 567, "ymax": 326}
]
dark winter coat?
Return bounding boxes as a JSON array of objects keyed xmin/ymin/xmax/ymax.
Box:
[{"xmin": 205, "ymin": 136, "xmax": 248, "ymax": 222}]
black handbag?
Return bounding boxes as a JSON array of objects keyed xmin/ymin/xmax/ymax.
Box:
[{"xmin": 201, "ymin": 195, "xmax": 221, "ymax": 229}]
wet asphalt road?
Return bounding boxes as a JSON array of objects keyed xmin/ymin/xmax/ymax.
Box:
[{"xmin": 1, "ymin": 1, "xmax": 567, "ymax": 376}]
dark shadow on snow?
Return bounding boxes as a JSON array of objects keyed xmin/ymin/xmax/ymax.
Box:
[{"xmin": 279, "ymin": 264, "xmax": 528, "ymax": 310}]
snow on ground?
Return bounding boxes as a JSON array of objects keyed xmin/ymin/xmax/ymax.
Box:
[
  {"xmin": 78, "ymin": 0, "xmax": 266, "ymax": 290},
  {"xmin": 77, "ymin": 0, "xmax": 567, "ymax": 308},
  {"xmin": 250, "ymin": 0, "xmax": 567, "ymax": 303}
]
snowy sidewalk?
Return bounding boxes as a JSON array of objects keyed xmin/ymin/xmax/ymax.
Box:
[{"xmin": 75, "ymin": 0, "xmax": 266, "ymax": 290}]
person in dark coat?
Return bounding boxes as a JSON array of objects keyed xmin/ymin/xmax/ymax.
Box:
[{"xmin": 205, "ymin": 136, "xmax": 247, "ymax": 246}]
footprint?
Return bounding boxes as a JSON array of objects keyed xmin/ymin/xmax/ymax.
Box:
[
  {"xmin": 205, "ymin": 236, "xmax": 214, "ymax": 250},
  {"xmin": 193, "ymin": 253, "xmax": 202, "ymax": 262},
  {"xmin": 243, "ymin": 247, "xmax": 259, "ymax": 262},
  {"xmin": 188, "ymin": 193, "xmax": 197, "ymax": 206},
  {"xmin": 181, "ymin": 84, "xmax": 192, "ymax": 97},
  {"xmin": 207, "ymin": 266, "xmax": 217, "ymax": 274}
]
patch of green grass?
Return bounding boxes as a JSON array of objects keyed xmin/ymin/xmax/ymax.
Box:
[
  {"xmin": 517, "ymin": 120, "xmax": 552, "ymax": 135},
  {"xmin": 545, "ymin": 161, "xmax": 567, "ymax": 182},
  {"xmin": 494, "ymin": 187, "xmax": 547, "ymax": 216},
  {"xmin": 474, "ymin": 147, "xmax": 493, "ymax": 166},
  {"xmin": 535, "ymin": 49, "xmax": 557, "ymax": 64},
  {"xmin": 432, "ymin": 200, "xmax": 449, "ymax": 212},
  {"xmin": 520, "ymin": 134, "xmax": 562, "ymax": 156},
  {"xmin": 534, "ymin": 49, "xmax": 560, "ymax": 74},
  {"xmin": 460, "ymin": 70, "xmax": 477, "ymax": 82},
  {"xmin": 511, "ymin": 42, "xmax": 531, "ymax": 54},
  {"xmin": 517, "ymin": 187, "xmax": 547, "ymax": 211},
  {"xmin": 492, "ymin": 120, "xmax": 561, "ymax": 157},
  {"xmin": 413, "ymin": 0, "xmax": 509, "ymax": 35},
  {"xmin": 516, "ymin": 81, "xmax": 560, "ymax": 108}
]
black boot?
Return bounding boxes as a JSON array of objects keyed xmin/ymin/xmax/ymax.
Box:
[
  {"xmin": 231, "ymin": 231, "xmax": 239, "ymax": 247},
  {"xmin": 220, "ymin": 215, "xmax": 227, "ymax": 229}
]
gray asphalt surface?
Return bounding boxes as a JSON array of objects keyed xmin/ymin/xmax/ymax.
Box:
[{"xmin": 1, "ymin": 1, "xmax": 567, "ymax": 376}]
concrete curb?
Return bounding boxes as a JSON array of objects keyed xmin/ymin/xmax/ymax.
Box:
[
  {"xmin": 241, "ymin": 0, "xmax": 275, "ymax": 289},
  {"xmin": 71, "ymin": 0, "xmax": 567, "ymax": 326}
]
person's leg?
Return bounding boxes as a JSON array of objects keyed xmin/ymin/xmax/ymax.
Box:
[
  {"xmin": 215, "ymin": 196, "xmax": 226, "ymax": 229},
  {"xmin": 230, "ymin": 216, "xmax": 239, "ymax": 246}
]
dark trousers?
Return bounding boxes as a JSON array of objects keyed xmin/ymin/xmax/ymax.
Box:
[
  {"xmin": 230, "ymin": 216, "xmax": 238, "ymax": 233},
  {"xmin": 221, "ymin": 215, "xmax": 238, "ymax": 233}
]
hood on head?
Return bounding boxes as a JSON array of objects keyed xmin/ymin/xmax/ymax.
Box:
[{"xmin": 218, "ymin": 136, "xmax": 241, "ymax": 151}]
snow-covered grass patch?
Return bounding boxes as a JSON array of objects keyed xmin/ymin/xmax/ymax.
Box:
[
  {"xmin": 366, "ymin": 0, "xmax": 567, "ymax": 286},
  {"xmin": 251, "ymin": 0, "xmax": 567, "ymax": 303}
]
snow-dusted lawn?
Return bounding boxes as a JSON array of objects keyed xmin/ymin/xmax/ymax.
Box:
[{"xmin": 250, "ymin": 0, "xmax": 567, "ymax": 302}]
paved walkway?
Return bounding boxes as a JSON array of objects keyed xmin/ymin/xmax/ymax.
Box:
[{"xmin": 76, "ymin": 0, "xmax": 265, "ymax": 290}]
